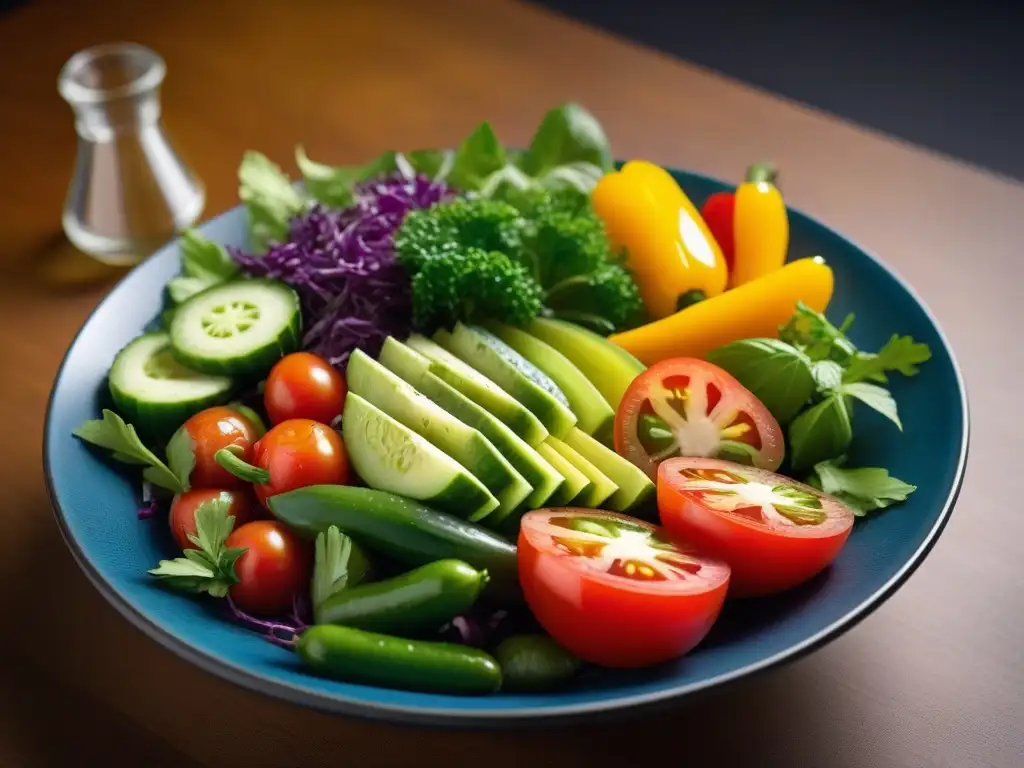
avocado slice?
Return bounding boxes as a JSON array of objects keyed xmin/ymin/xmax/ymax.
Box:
[
  {"xmin": 347, "ymin": 349, "xmax": 529, "ymax": 519},
  {"xmin": 486, "ymin": 321, "xmax": 615, "ymax": 440},
  {"xmin": 379, "ymin": 337, "xmax": 564, "ymax": 521},
  {"xmin": 545, "ymin": 435, "xmax": 617, "ymax": 508},
  {"xmin": 406, "ymin": 334, "xmax": 548, "ymax": 446},
  {"xmin": 342, "ymin": 393, "xmax": 498, "ymax": 521},
  {"xmin": 440, "ymin": 323, "xmax": 578, "ymax": 438},
  {"xmin": 526, "ymin": 318, "xmax": 646, "ymax": 411},
  {"xmin": 563, "ymin": 427, "xmax": 655, "ymax": 515},
  {"xmin": 535, "ymin": 442, "xmax": 592, "ymax": 506}
]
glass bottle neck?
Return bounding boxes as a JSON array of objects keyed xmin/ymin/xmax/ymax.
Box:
[{"xmin": 58, "ymin": 43, "xmax": 166, "ymax": 142}]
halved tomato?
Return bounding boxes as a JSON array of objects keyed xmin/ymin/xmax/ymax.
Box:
[
  {"xmin": 657, "ymin": 458, "xmax": 855, "ymax": 597},
  {"xmin": 615, "ymin": 358, "xmax": 784, "ymax": 480},
  {"xmin": 518, "ymin": 508, "xmax": 730, "ymax": 668}
]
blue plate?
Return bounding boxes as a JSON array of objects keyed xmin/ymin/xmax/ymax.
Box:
[{"xmin": 44, "ymin": 168, "xmax": 968, "ymax": 727}]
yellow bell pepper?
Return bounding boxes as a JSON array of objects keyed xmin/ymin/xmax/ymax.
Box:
[
  {"xmin": 731, "ymin": 162, "xmax": 789, "ymax": 287},
  {"xmin": 609, "ymin": 257, "xmax": 833, "ymax": 365},
  {"xmin": 592, "ymin": 160, "xmax": 727, "ymax": 321}
]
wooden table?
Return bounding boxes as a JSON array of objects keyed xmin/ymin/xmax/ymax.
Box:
[{"xmin": 1, "ymin": 1, "xmax": 1020, "ymax": 765}]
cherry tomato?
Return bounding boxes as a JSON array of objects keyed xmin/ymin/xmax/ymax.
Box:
[
  {"xmin": 658, "ymin": 458, "xmax": 855, "ymax": 597},
  {"xmin": 518, "ymin": 508, "xmax": 730, "ymax": 668},
  {"xmin": 173, "ymin": 407, "xmax": 259, "ymax": 490},
  {"xmin": 225, "ymin": 520, "xmax": 312, "ymax": 616},
  {"xmin": 168, "ymin": 488, "xmax": 256, "ymax": 551},
  {"xmin": 264, "ymin": 352, "xmax": 347, "ymax": 426},
  {"xmin": 251, "ymin": 418, "xmax": 349, "ymax": 505},
  {"xmin": 614, "ymin": 357, "xmax": 784, "ymax": 481}
]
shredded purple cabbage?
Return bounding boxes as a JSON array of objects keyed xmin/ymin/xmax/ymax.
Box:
[
  {"xmin": 137, "ymin": 481, "xmax": 160, "ymax": 520},
  {"xmin": 225, "ymin": 593, "xmax": 310, "ymax": 650},
  {"xmin": 232, "ymin": 174, "xmax": 455, "ymax": 370}
]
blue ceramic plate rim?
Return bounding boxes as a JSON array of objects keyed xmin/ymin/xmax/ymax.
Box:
[{"xmin": 44, "ymin": 167, "xmax": 969, "ymax": 728}]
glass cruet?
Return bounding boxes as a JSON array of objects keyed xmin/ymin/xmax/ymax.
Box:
[{"xmin": 58, "ymin": 42, "xmax": 204, "ymax": 266}]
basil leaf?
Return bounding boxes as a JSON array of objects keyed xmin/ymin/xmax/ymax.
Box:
[
  {"xmin": 841, "ymin": 382, "xmax": 902, "ymax": 430},
  {"xmin": 449, "ymin": 121, "xmax": 507, "ymax": 191},
  {"xmin": 787, "ymin": 394, "xmax": 853, "ymax": 472},
  {"xmin": 520, "ymin": 103, "xmax": 613, "ymax": 176},
  {"xmin": 238, "ymin": 151, "xmax": 307, "ymax": 253},
  {"xmin": 706, "ymin": 338, "xmax": 815, "ymax": 424}
]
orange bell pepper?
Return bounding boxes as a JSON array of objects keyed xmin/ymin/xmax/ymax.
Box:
[
  {"xmin": 609, "ymin": 257, "xmax": 833, "ymax": 365},
  {"xmin": 592, "ymin": 160, "xmax": 728, "ymax": 321}
]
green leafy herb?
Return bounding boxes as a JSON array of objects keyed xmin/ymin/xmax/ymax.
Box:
[
  {"xmin": 149, "ymin": 496, "xmax": 246, "ymax": 597},
  {"xmin": 843, "ymin": 334, "xmax": 932, "ymax": 384},
  {"xmin": 449, "ymin": 121, "xmax": 508, "ymax": 191},
  {"xmin": 520, "ymin": 103, "xmax": 613, "ymax": 176},
  {"xmin": 772, "ymin": 302, "xmax": 931, "ymax": 472},
  {"xmin": 806, "ymin": 457, "xmax": 917, "ymax": 515},
  {"xmin": 73, "ymin": 409, "xmax": 184, "ymax": 493},
  {"xmin": 779, "ymin": 302, "xmax": 858, "ymax": 364},
  {"xmin": 294, "ymin": 147, "xmax": 406, "ymax": 208},
  {"xmin": 810, "ymin": 360, "xmax": 844, "ymax": 392},
  {"xmin": 167, "ymin": 230, "xmax": 241, "ymax": 304},
  {"xmin": 294, "ymin": 146, "xmax": 364, "ymax": 209},
  {"xmin": 311, "ymin": 526, "xmax": 355, "ymax": 610},
  {"xmin": 164, "ymin": 426, "xmax": 196, "ymax": 491},
  {"xmin": 840, "ymin": 382, "xmax": 902, "ymax": 430},
  {"xmin": 404, "ymin": 149, "xmax": 455, "ymax": 182},
  {"xmin": 238, "ymin": 151, "xmax": 308, "ymax": 252},
  {"xmin": 536, "ymin": 160, "xmax": 605, "ymax": 194},
  {"xmin": 787, "ymin": 394, "xmax": 853, "ymax": 472},
  {"xmin": 705, "ymin": 338, "xmax": 815, "ymax": 424}
]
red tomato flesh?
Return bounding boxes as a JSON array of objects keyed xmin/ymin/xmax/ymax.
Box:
[
  {"xmin": 264, "ymin": 352, "xmax": 347, "ymax": 427},
  {"xmin": 615, "ymin": 357, "xmax": 784, "ymax": 481},
  {"xmin": 178, "ymin": 407, "xmax": 260, "ymax": 490},
  {"xmin": 251, "ymin": 418, "xmax": 349, "ymax": 505},
  {"xmin": 168, "ymin": 488, "xmax": 255, "ymax": 551},
  {"xmin": 518, "ymin": 509, "xmax": 730, "ymax": 668},
  {"xmin": 658, "ymin": 458, "xmax": 855, "ymax": 597},
  {"xmin": 225, "ymin": 520, "xmax": 311, "ymax": 617}
]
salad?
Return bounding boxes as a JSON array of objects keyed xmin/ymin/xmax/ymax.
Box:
[{"xmin": 72, "ymin": 103, "xmax": 931, "ymax": 695}]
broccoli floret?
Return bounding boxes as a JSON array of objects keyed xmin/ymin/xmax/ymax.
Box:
[
  {"xmin": 519, "ymin": 203, "xmax": 645, "ymax": 332},
  {"xmin": 393, "ymin": 207, "xmax": 459, "ymax": 272},
  {"xmin": 523, "ymin": 208, "xmax": 609, "ymax": 286},
  {"xmin": 395, "ymin": 198, "xmax": 524, "ymax": 275},
  {"xmin": 394, "ymin": 189, "xmax": 643, "ymax": 335},
  {"xmin": 496, "ymin": 185, "xmax": 591, "ymax": 219},
  {"xmin": 410, "ymin": 247, "xmax": 543, "ymax": 331},
  {"xmin": 545, "ymin": 262, "xmax": 646, "ymax": 335},
  {"xmin": 430, "ymin": 198, "xmax": 524, "ymax": 258}
]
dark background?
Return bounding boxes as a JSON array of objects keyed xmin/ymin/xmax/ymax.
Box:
[
  {"xmin": 528, "ymin": 0, "xmax": 1024, "ymax": 181},
  {"xmin": 5, "ymin": 0, "xmax": 1021, "ymax": 178}
]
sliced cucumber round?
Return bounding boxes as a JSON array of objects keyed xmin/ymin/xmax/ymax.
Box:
[
  {"xmin": 108, "ymin": 332, "xmax": 235, "ymax": 437},
  {"xmin": 169, "ymin": 279, "xmax": 301, "ymax": 376}
]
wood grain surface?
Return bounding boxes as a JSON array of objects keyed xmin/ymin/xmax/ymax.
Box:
[{"xmin": 0, "ymin": 1, "xmax": 1021, "ymax": 766}]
